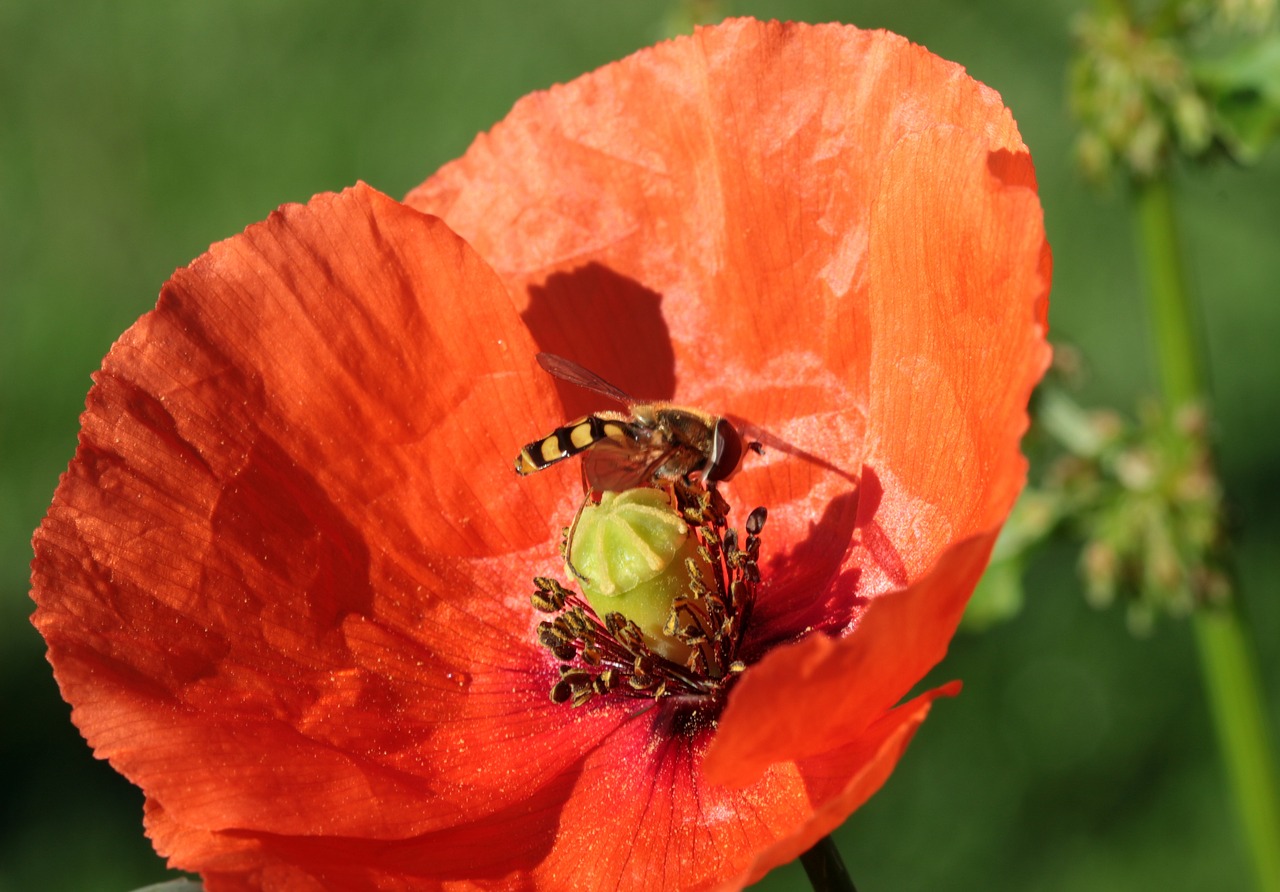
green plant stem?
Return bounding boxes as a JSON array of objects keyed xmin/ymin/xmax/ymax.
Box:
[
  {"xmin": 800, "ymin": 836, "xmax": 858, "ymax": 892},
  {"xmin": 1195, "ymin": 608, "xmax": 1280, "ymax": 891},
  {"xmin": 1134, "ymin": 175, "xmax": 1280, "ymax": 892},
  {"xmin": 1134, "ymin": 176, "xmax": 1203, "ymax": 406}
]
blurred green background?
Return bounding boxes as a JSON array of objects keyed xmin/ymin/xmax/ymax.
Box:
[{"xmin": 2, "ymin": 1, "xmax": 1277, "ymax": 890}]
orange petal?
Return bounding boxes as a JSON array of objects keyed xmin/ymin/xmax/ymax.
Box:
[
  {"xmin": 714, "ymin": 124, "xmax": 1050, "ymax": 777},
  {"xmin": 408, "ymin": 17, "xmax": 1049, "ymax": 609},
  {"xmin": 705, "ymin": 533, "xmax": 994, "ymax": 787},
  {"xmin": 729, "ymin": 682, "xmax": 960, "ymax": 889},
  {"xmin": 858, "ymin": 126, "xmax": 1051, "ymax": 580},
  {"xmin": 141, "ymin": 685, "xmax": 948, "ymax": 892},
  {"xmin": 30, "ymin": 184, "xmax": 604, "ymax": 846},
  {"xmin": 527, "ymin": 683, "xmax": 956, "ymax": 892}
]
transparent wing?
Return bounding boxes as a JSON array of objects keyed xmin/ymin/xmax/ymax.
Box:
[
  {"xmin": 581, "ymin": 435, "xmax": 670, "ymax": 492},
  {"xmin": 536, "ymin": 353, "xmax": 633, "ymax": 405}
]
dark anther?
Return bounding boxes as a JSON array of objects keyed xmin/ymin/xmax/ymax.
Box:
[
  {"xmin": 604, "ymin": 612, "xmax": 627, "ymax": 637},
  {"xmin": 559, "ymin": 669, "xmax": 592, "ymax": 687},
  {"xmin": 723, "ymin": 528, "xmax": 739, "ymax": 554},
  {"xmin": 537, "ymin": 621, "xmax": 566, "ymax": 649}
]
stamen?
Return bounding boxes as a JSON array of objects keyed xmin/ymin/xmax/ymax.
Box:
[
  {"xmin": 531, "ymin": 576, "xmax": 571, "ymax": 613},
  {"xmin": 529, "ymin": 480, "xmax": 768, "ymax": 712}
]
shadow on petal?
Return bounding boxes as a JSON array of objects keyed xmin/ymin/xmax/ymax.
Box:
[
  {"xmin": 521, "ymin": 263, "xmax": 676, "ymax": 416},
  {"xmin": 747, "ymin": 488, "xmax": 863, "ymax": 653},
  {"xmin": 988, "ymin": 146, "xmax": 1039, "ymax": 190},
  {"xmin": 209, "ymin": 428, "xmax": 375, "ymax": 636},
  {"xmin": 257, "ymin": 769, "xmax": 578, "ymax": 884},
  {"xmin": 852, "ymin": 465, "xmax": 909, "ymax": 590},
  {"xmin": 158, "ymin": 759, "xmax": 588, "ymax": 890},
  {"xmin": 747, "ymin": 465, "xmax": 912, "ymax": 653}
]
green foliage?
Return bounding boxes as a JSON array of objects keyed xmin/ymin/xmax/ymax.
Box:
[
  {"xmin": 1196, "ymin": 30, "xmax": 1280, "ymax": 159},
  {"xmin": 969, "ymin": 385, "xmax": 1232, "ymax": 635},
  {"xmin": 964, "ymin": 491, "xmax": 1060, "ymax": 631},
  {"xmin": 1070, "ymin": 0, "xmax": 1280, "ymax": 181}
]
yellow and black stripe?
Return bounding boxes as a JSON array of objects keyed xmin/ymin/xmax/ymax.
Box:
[{"xmin": 514, "ymin": 415, "xmax": 631, "ymax": 476}]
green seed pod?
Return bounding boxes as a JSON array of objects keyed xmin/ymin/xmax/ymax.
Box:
[{"xmin": 568, "ymin": 488, "xmax": 715, "ymax": 662}]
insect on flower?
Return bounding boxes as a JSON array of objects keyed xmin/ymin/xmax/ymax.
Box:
[
  {"xmin": 515, "ymin": 354, "xmax": 766, "ymax": 674},
  {"xmin": 514, "ymin": 352, "xmax": 757, "ymax": 492}
]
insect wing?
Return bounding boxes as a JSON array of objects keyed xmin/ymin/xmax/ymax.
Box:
[
  {"xmin": 536, "ymin": 353, "xmax": 633, "ymax": 405},
  {"xmin": 581, "ymin": 435, "xmax": 665, "ymax": 492}
]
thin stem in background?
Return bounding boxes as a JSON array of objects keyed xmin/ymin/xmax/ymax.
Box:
[
  {"xmin": 1133, "ymin": 175, "xmax": 1280, "ymax": 892},
  {"xmin": 800, "ymin": 835, "xmax": 858, "ymax": 892},
  {"xmin": 1195, "ymin": 608, "xmax": 1280, "ymax": 891}
]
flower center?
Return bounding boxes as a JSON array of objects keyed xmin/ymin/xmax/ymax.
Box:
[
  {"xmin": 568, "ymin": 487, "xmax": 714, "ymax": 663},
  {"xmin": 531, "ymin": 481, "xmax": 766, "ymax": 710}
]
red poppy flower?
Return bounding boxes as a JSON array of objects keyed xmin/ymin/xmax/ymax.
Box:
[{"xmin": 31, "ymin": 18, "xmax": 1049, "ymax": 892}]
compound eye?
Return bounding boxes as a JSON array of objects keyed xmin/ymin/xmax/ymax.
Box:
[{"xmin": 705, "ymin": 418, "xmax": 744, "ymax": 483}]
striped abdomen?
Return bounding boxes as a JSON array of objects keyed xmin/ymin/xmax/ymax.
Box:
[{"xmin": 514, "ymin": 415, "xmax": 632, "ymax": 476}]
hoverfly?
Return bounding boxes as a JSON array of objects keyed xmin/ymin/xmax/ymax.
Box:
[{"xmin": 514, "ymin": 352, "xmax": 751, "ymax": 492}]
